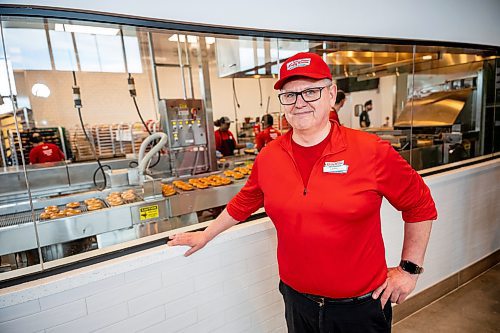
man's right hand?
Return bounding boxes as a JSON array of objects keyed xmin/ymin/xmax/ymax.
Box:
[{"xmin": 167, "ymin": 231, "xmax": 209, "ymax": 256}]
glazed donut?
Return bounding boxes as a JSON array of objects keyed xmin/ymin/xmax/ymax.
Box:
[
  {"xmin": 45, "ymin": 205, "xmax": 59, "ymax": 212},
  {"xmin": 84, "ymin": 198, "xmax": 100, "ymax": 205},
  {"xmin": 66, "ymin": 202, "xmax": 80, "ymax": 208},
  {"xmin": 121, "ymin": 192, "xmax": 136, "ymax": 200},
  {"xmin": 39, "ymin": 212, "xmax": 51, "ymax": 220},
  {"xmin": 66, "ymin": 208, "xmax": 81, "ymax": 216},
  {"xmin": 108, "ymin": 199, "xmax": 123, "ymax": 206},
  {"xmin": 233, "ymin": 172, "xmax": 244, "ymax": 180},
  {"xmin": 50, "ymin": 212, "xmax": 66, "ymax": 219},
  {"xmin": 87, "ymin": 203, "xmax": 102, "ymax": 211}
]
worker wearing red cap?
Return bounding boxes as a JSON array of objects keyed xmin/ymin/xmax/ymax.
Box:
[
  {"xmin": 170, "ymin": 52, "xmax": 437, "ymax": 332},
  {"xmin": 214, "ymin": 116, "xmax": 245, "ymax": 156},
  {"xmin": 255, "ymin": 114, "xmax": 281, "ymax": 151}
]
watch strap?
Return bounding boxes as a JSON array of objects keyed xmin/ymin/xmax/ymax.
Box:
[{"xmin": 399, "ymin": 260, "xmax": 424, "ymax": 274}]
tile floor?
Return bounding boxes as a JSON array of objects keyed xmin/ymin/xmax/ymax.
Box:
[{"xmin": 393, "ymin": 263, "xmax": 500, "ymax": 333}]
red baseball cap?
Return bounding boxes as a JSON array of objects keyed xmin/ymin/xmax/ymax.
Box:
[{"xmin": 274, "ymin": 52, "xmax": 332, "ymax": 90}]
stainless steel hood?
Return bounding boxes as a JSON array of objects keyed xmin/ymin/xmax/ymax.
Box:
[{"xmin": 394, "ymin": 88, "xmax": 472, "ymax": 127}]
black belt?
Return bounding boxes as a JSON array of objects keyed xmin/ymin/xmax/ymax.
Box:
[
  {"xmin": 282, "ymin": 281, "xmax": 373, "ymax": 307},
  {"xmin": 303, "ymin": 291, "xmax": 373, "ymax": 306}
]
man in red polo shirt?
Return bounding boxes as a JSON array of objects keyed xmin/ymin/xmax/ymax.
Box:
[
  {"xmin": 29, "ymin": 134, "xmax": 66, "ymax": 164},
  {"xmin": 169, "ymin": 52, "xmax": 437, "ymax": 332},
  {"xmin": 255, "ymin": 114, "xmax": 281, "ymax": 151}
]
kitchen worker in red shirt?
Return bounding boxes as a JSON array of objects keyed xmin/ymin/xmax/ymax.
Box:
[
  {"xmin": 214, "ymin": 116, "xmax": 245, "ymax": 156},
  {"xmin": 29, "ymin": 134, "xmax": 66, "ymax": 164},
  {"xmin": 329, "ymin": 89, "xmax": 346, "ymax": 123},
  {"xmin": 255, "ymin": 114, "xmax": 281, "ymax": 151},
  {"xmin": 169, "ymin": 52, "xmax": 437, "ymax": 333}
]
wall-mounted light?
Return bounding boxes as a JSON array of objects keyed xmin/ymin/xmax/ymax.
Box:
[
  {"xmin": 31, "ymin": 83, "xmax": 51, "ymax": 98},
  {"xmin": 422, "ymin": 55, "xmax": 433, "ymax": 60}
]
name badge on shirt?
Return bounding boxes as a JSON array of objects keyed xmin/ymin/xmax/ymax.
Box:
[{"xmin": 323, "ymin": 160, "xmax": 349, "ymax": 174}]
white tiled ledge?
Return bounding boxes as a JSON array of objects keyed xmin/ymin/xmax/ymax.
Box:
[{"xmin": 0, "ymin": 216, "xmax": 274, "ymax": 309}]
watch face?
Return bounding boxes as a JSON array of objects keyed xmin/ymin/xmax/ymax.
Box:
[{"xmin": 400, "ymin": 260, "xmax": 423, "ymax": 274}]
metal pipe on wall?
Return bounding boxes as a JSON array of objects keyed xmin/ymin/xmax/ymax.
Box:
[
  {"xmin": 183, "ymin": 35, "xmax": 195, "ymax": 99},
  {"xmin": 176, "ymin": 34, "xmax": 188, "ymax": 100}
]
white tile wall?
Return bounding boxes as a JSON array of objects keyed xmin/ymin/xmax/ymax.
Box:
[
  {"xmin": 39, "ymin": 273, "xmax": 125, "ymax": 310},
  {"xmin": 0, "ymin": 160, "xmax": 498, "ymax": 333},
  {"xmin": 0, "ymin": 300, "xmax": 87, "ymax": 333},
  {"xmin": 0, "ymin": 299, "xmax": 40, "ymax": 322},
  {"xmin": 46, "ymin": 302, "xmax": 128, "ymax": 333},
  {"xmin": 94, "ymin": 305, "xmax": 165, "ymax": 333},
  {"xmin": 139, "ymin": 309, "xmax": 198, "ymax": 333},
  {"xmin": 128, "ymin": 279, "xmax": 195, "ymax": 316},
  {"xmin": 178, "ymin": 315, "xmax": 225, "ymax": 333},
  {"xmin": 86, "ymin": 275, "xmax": 162, "ymax": 313}
]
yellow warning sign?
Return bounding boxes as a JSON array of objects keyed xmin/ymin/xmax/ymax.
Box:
[{"xmin": 139, "ymin": 205, "xmax": 159, "ymax": 221}]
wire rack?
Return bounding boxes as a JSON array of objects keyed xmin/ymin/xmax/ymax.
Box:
[
  {"xmin": 69, "ymin": 122, "xmax": 148, "ymax": 161},
  {"xmin": 0, "ymin": 199, "xmax": 107, "ymax": 228}
]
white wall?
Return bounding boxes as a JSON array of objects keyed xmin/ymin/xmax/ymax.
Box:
[
  {"xmin": 208, "ymin": 67, "xmax": 281, "ymax": 135},
  {"xmin": 17, "ymin": 63, "xmax": 281, "ymax": 136},
  {"xmin": 338, "ymin": 76, "xmax": 396, "ymax": 129},
  {"xmin": 2, "ymin": 1, "xmax": 500, "ymax": 47},
  {"xmin": 18, "ymin": 71, "xmax": 157, "ymax": 128},
  {"xmin": 0, "ymin": 159, "xmax": 498, "ymax": 332},
  {"xmin": 20, "ymin": 65, "xmax": 394, "ymax": 133}
]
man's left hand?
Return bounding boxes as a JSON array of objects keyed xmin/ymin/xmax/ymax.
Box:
[{"xmin": 372, "ymin": 266, "xmax": 418, "ymax": 308}]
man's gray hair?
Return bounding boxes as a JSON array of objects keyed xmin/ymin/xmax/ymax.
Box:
[
  {"xmin": 322, "ymin": 78, "xmax": 333, "ymax": 86},
  {"xmin": 280, "ymin": 78, "xmax": 333, "ymax": 91}
]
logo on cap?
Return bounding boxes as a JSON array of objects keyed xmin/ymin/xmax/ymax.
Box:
[{"xmin": 286, "ymin": 58, "xmax": 311, "ymax": 71}]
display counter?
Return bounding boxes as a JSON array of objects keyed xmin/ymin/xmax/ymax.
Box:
[{"xmin": 0, "ymin": 158, "xmax": 498, "ymax": 332}]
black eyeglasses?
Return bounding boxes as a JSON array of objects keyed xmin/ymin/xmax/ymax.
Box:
[{"xmin": 278, "ymin": 85, "xmax": 330, "ymax": 105}]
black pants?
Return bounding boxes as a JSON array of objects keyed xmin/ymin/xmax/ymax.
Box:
[{"xmin": 279, "ymin": 281, "xmax": 392, "ymax": 333}]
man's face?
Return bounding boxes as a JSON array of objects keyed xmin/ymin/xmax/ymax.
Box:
[
  {"xmin": 281, "ymin": 78, "xmax": 336, "ymax": 132},
  {"xmin": 366, "ymin": 104, "xmax": 373, "ymax": 111}
]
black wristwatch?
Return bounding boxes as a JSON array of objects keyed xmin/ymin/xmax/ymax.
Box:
[{"xmin": 399, "ymin": 260, "xmax": 424, "ymax": 274}]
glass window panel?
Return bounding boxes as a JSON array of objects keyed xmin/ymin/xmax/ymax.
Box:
[
  {"xmin": 0, "ymin": 14, "xmax": 497, "ymax": 282},
  {"xmin": 123, "ymin": 36, "xmax": 142, "ymax": 73},
  {"xmin": 3, "ymin": 28, "xmax": 51, "ymax": 70},
  {"xmin": 95, "ymin": 35, "xmax": 125, "ymax": 73},
  {"xmin": 49, "ymin": 30, "xmax": 78, "ymax": 71},
  {"xmin": 75, "ymin": 33, "xmax": 100, "ymax": 72}
]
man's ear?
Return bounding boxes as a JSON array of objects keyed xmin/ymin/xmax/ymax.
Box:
[{"xmin": 329, "ymin": 84, "xmax": 338, "ymax": 107}]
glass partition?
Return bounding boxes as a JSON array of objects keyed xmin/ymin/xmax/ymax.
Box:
[
  {"xmin": 0, "ymin": 13, "xmax": 497, "ymax": 281},
  {"xmin": 0, "ymin": 23, "xmax": 42, "ymax": 277}
]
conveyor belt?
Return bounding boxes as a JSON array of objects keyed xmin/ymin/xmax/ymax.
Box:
[
  {"xmin": 0, "ymin": 199, "xmax": 107, "ymax": 228},
  {"xmin": 0, "ymin": 210, "xmax": 38, "ymax": 227}
]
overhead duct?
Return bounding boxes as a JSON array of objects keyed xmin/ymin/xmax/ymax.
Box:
[{"xmin": 394, "ymin": 88, "xmax": 473, "ymax": 127}]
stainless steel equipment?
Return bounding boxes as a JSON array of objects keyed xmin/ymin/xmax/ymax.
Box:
[
  {"xmin": 394, "ymin": 89, "xmax": 473, "ymax": 127},
  {"xmin": 159, "ymin": 99, "xmax": 211, "ymax": 176},
  {"xmin": 0, "ymin": 174, "xmax": 247, "ymax": 263},
  {"xmin": 385, "ymin": 86, "xmax": 480, "ymax": 169},
  {"xmin": 160, "ymin": 99, "xmax": 208, "ymax": 148}
]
